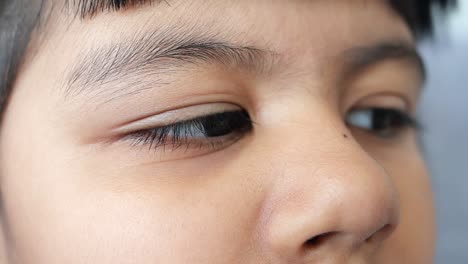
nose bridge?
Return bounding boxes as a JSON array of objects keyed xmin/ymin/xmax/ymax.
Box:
[{"xmin": 261, "ymin": 121, "xmax": 400, "ymax": 260}]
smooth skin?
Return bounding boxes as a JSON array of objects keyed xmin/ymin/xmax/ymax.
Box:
[{"xmin": 0, "ymin": 0, "xmax": 435, "ymax": 263}]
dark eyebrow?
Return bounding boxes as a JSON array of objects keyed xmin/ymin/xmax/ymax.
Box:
[
  {"xmin": 64, "ymin": 29, "xmax": 276, "ymax": 101},
  {"xmin": 65, "ymin": 0, "xmax": 165, "ymax": 19},
  {"xmin": 341, "ymin": 41, "xmax": 426, "ymax": 83}
]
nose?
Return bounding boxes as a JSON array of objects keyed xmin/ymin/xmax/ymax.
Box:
[{"xmin": 261, "ymin": 123, "xmax": 400, "ymax": 262}]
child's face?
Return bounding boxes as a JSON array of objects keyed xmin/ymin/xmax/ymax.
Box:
[{"xmin": 0, "ymin": 1, "xmax": 435, "ymax": 263}]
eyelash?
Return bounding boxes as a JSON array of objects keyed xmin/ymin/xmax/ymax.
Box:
[
  {"xmin": 124, "ymin": 107, "xmax": 418, "ymax": 153},
  {"xmin": 346, "ymin": 107, "xmax": 421, "ymax": 138},
  {"xmin": 124, "ymin": 110, "xmax": 253, "ymax": 151}
]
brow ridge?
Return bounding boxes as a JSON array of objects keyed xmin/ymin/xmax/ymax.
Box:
[
  {"xmin": 341, "ymin": 41, "xmax": 426, "ymax": 83},
  {"xmin": 64, "ymin": 28, "xmax": 275, "ymax": 100}
]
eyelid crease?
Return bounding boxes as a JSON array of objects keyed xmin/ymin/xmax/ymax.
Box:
[
  {"xmin": 351, "ymin": 93, "xmax": 413, "ymax": 113},
  {"xmin": 111, "ymin": 103, "xmax": 243, "ymax": 135}
]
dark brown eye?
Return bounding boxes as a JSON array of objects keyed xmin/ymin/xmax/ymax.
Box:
[
  {"xmin": 195, "ymin": 110, "xmax": 253, "ymax": 137},
  {"xmin": 126, "ymin": 110, "xmax": 253, "ymax": 150},
  {"xmin": 346, "ymin": 108, "xmax": 420, "ymax": 138}
]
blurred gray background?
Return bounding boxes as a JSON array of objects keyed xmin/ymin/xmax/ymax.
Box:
[{"xmin": 418, "ymin": 1, "xmax": 468, "ymax": 262}]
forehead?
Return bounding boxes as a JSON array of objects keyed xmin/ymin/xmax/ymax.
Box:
[
  {"xmin": 48, "ymin": 0, "xmax": 413, "ymax": 55},
  {"xmin": 64, "ymin": 0, "xmax": 398, "ymax": 20},
  {"xmin": 29, "ymin": 0, "xmax": 418, "ymax": 105}
]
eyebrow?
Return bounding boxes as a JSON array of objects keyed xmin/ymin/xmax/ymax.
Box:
[
  {"xmin": 64, "ymin": 33, "xmax": 424, "ymax": 103},
  {"xmin": 64, "ymin": 29, "xmax": 276, "ymax": 100},
  {"xmin": 341, "ymin": 42, "xmax": 426, "ymax": 83}
]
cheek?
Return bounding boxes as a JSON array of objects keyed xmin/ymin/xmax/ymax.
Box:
[
  {"xmin": 378, "ymin": 154, "xmax": 435, "ymax": 263},
  {"xmin": 0, "ymin": 85, "xmax": 261, "ymax": 263},
  {"xmin": 1, "ymin": 141, "xmax": 263, "ymax": 263},
  {"xmin": 350, "ymin": 131, "xmax": 435, "ymax": 262},
  {"xmin": 3, "ymin": 171, "xmax": 228, "ymax": 263}
]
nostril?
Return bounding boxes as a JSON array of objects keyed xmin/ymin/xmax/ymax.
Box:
[
  {"xmin": 365, "ymin": 224, "xmax": 395, "ymax": 244},
  {"xmin": 304, "ymin": 232, "xmax": 337, "ymax": 249}
]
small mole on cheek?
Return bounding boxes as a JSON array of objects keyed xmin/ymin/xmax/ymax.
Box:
[{"xmin": 343, "ymin": 134, "xmax": 348, "ymax": 139}]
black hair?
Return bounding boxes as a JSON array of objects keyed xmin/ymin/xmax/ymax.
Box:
[
  {"xmin": 0, "ymin": 0, "xmax": 44, "ymax": 118},
  {"xmin": 390, "ymin": 0, "xmax": 455, "ymax": 37},
  {"xmin": 0, "ymin": 0, "xmax": 456, "ymax": 119}
]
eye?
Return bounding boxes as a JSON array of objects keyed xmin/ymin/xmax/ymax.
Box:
[
  {"xmin": 346, "ymin": 107, "xmax": 420, "ymax": 138},
  {"xmin": 123, "ymin": 110, "xmax": 253, "ymax": 152}
]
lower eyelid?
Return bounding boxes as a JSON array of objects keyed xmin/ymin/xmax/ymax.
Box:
[{"xmin": 123, "ymin": 132, "xmax": 244, "ymax": 161}]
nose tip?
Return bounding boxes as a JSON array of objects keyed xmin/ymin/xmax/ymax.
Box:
[{"xmin": 263, "ymin": 151, "xmax": 400, "ymax": 261}]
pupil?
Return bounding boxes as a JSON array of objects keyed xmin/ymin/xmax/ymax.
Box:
[
  {"xmin": 202, "ymin": 111, "xmax": 251, "ymax": 137},
  {"xmin": 372, "ymin": 109, "xmax": 403, "ymax": 135}
]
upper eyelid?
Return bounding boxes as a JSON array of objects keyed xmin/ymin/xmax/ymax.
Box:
[
  {"xmin": 110, "ymin": 104, "xmax": 243, "ymax": 134},
  {"xmin": 129, "ymin": 110, "xmax": 252, "ymax": 136},
  {"xmin": 113, "ymin": 111, "xmax": 210, "ymax": 136},
  {"xmin": 346, "ymin": 87, "xmax": 421, "ymax": 115},
  {"xmin": 144, "ymin": 115, "xmax": 208, "ymax": 133},
  {"xmin": 123, "ymin": 111, "xmax": 251, "ymax": 149}
]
